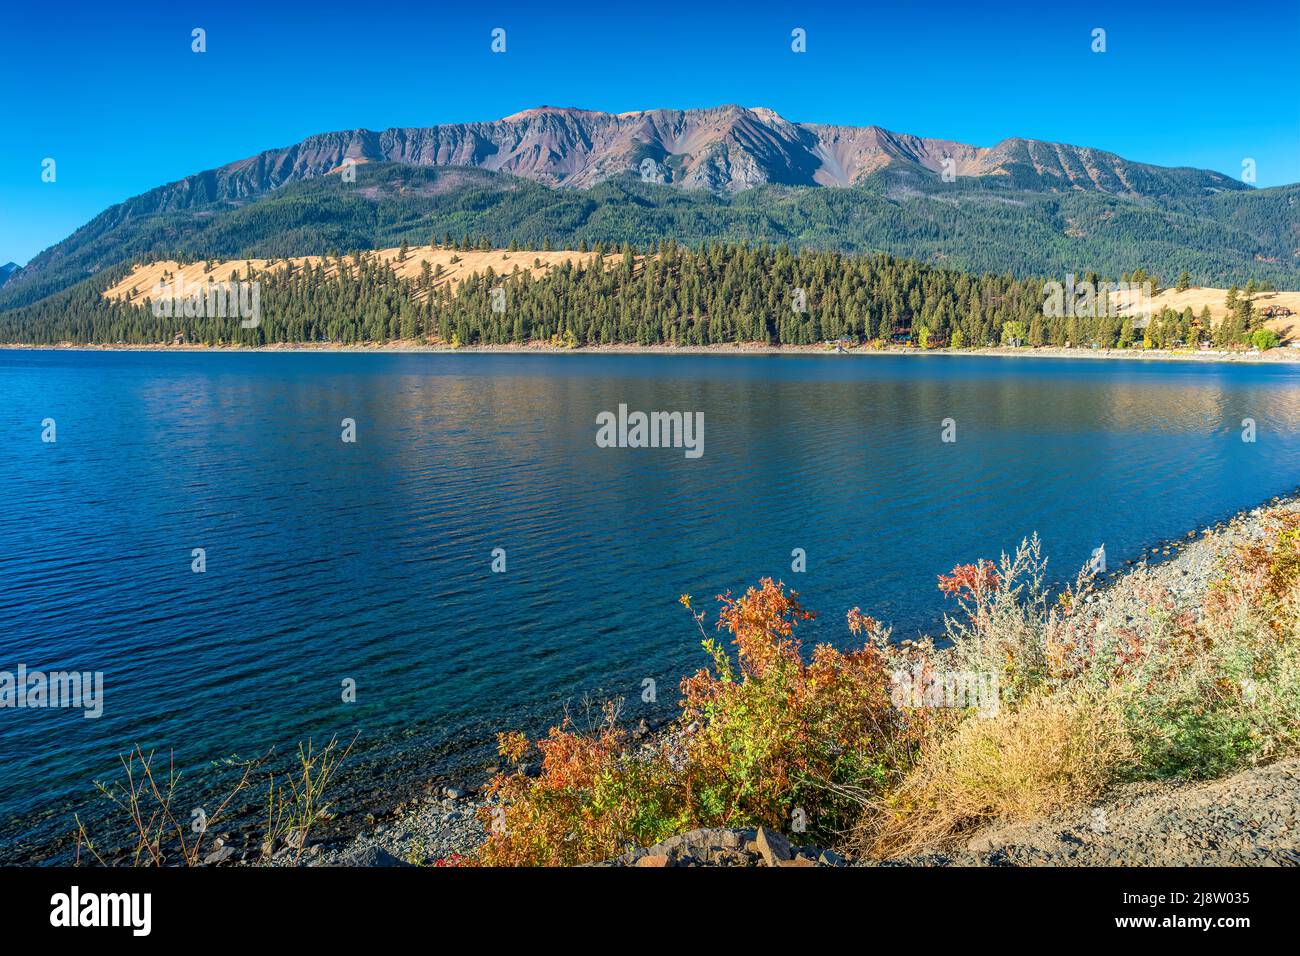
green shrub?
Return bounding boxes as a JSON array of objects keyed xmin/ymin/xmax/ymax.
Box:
[{"xmin": 1252, "ymin": 328, "xmax": 1280, "ymax": 350}]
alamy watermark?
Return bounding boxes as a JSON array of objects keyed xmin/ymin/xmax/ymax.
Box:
[
  {"xmin": 150, "ymin": 274, "xmax": 261, "ymax": 328},
  {"xmin": 1, "ymin": 664, "xmax": 103, "ymax": 718},
  {"xmin": 596, "ymin": 404, "xmax": 704, "ymax": 459},
  {"xmin": 1041, "ymin": 274, "xmax": 1153, "ymax": 320},
  {"xmin": 50, "ymin": 886, "xmax": 150, "ymax": 936},
  {"xmin": 890, "ymin": 662, "xmax": 1000, "ymax": 716}
]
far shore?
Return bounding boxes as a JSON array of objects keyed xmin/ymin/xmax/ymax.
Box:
[{"xmin": 7, "ymin": 341, "xmax": 1300, "ymax": 364}]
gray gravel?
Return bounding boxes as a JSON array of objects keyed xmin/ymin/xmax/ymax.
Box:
[
  {"xmin": 1079, "ymin": 495, "xmax": 1299, "ymax": 628},
  {"xmin": 872, "ymin": 756, "xmax": 1300, "ymax": 866},
  {"xmin": 310, "ymin": 790, "xmax": 487, "ymax": 866}
]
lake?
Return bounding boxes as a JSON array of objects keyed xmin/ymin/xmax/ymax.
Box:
[{"xmin": 3, "ymin": 349, "xmax": 1299, "ymax": 860}]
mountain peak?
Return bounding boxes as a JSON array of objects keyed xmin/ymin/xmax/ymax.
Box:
[
  {"xmin": 113, "ymin": 105, "xmax": 1245, "ymax": 206},
  {"xmin": 501, "ymin": 106, "xmax": 598, "ymax": 121}
]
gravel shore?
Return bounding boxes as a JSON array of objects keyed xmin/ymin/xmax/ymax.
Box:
[
  {"xmin": 9, "ymin": 341, "xmax": 1300, "ymax": 364},
  {"xmin": 1078, "ymin": 492, "xmax": 1300, "ymax": 631},
  {"xmin": 285, "ymin": 786, "xmax": 487, "ymax": 867}
]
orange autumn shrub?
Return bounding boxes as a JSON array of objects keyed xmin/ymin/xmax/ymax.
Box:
[
  {"xmin": 677, "ymin": 579, "xmax": 923, "ymax": 833},
  {"xmin": 476, "ymin": 704, "xmax": 685, "ymax": 866},
  {"xmin": 937, "ymin": 560, "xmax": 1000, "ymax": 598},
  {"xmin": 474, "ymin": 579, "xmax": 924, "ymax": 866}
]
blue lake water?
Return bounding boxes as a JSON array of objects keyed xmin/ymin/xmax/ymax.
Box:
[{"xmin": 3, "ymin": 349, "xmax": 1300, "ymax": 859}]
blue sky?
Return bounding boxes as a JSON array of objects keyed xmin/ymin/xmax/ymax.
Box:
[{"xmin": 2, "ymin": 0, "xmax": 1297, "ymax": 265}]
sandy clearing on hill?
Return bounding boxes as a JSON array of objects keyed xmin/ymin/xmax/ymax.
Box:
[
  {"xmin": 1111, "ymin": 286, "xmax": 1300, "ymax": 339},
  {"xmin": 102, "ymin": 247, "xmax": 613, "ymax": 305}
]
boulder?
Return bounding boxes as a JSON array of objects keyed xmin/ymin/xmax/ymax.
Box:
[
  {"xmin": 341, "ymin": 846, "xmax": 411, "ymax": 867},
  {"xmin": 754, "ymin": 827, "xmax": 792, "ymax": 866},
  {"xmin": 203, "ymin": 845, "xmax": 236, "ymax": 865}
]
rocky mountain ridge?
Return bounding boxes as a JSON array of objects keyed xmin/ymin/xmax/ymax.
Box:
[{"xmin": 131, "ymin": 104, "xmax": 1249, "ymax": 215}]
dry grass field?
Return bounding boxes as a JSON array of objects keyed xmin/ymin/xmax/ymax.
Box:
[
  {"xmin": 1113, "ymin": 286, "xmax": 1300, "ymax": 340},
  {"xmin": 103, "ymin": 247, "xmax": 611, "ymax": 304}
]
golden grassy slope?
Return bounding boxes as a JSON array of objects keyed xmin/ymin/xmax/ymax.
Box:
[
  {"xmin": 102, "ymin": 247, "xmax": 611, "ymax": 304},
  {"xmin": 1111, "ymin": 286, "xmax": 1300, "ymax": 339}
]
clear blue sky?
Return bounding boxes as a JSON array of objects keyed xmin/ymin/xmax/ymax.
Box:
[{"xmin": 2, "ymin": 0, "xmax": 1297, "ymax": 265}]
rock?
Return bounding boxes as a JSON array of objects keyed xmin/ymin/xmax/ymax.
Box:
[
  {"xmin": 966, "ymin": 833, "xmax": 997, "ymax": 853},
  {"xmin": 203, "ymin": 845, "xmax": 236, "ymax": 865},
  {"xmin": 650, "ymin": 834, "xmax": 684, "ymax": 858},
  {"xmin": 754, "ymin": 827, "xmax": 792, "ymax": 866},
  {"xmin": 444, "ymin": 787, "xmax": 465, "ymax": 800},
  {"xmin": 777, "ymin": 856, "xmax": 818, "ymax": 867},
  {"xmin": 635, "ymin": 854, "xmax": 671, "ymax": 867},
  {"xmin": 341, "ymin": 846, "xmax": 412, "ymax": 867}
]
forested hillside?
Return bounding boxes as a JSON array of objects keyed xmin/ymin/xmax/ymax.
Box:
[
  {"xmin": 2, "ymin": 162, "xmax": 1296, "ymax": 315},
  {"xmin": 0, "ymin": 242, "xmax": 1272, "ymax": 351}
]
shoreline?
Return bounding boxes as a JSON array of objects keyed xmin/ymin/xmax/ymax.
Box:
[
  {"xmin": 6, "ymin": 341, "xmax": 1300, "ymax": 364},
  {"xmin": 312, "ymin": 488, "xmax": 1300, "ymax": 867},
  {"xmin": 10, "ymin": 487, "xmax": 1297, "ymax": 866}
]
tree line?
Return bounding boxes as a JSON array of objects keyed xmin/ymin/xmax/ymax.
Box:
[{"xmin": 0, "ymin": 243, "xmax": 1280, "ymax": 351}]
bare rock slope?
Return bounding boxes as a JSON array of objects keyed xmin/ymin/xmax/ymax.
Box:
[{"xmin": 133, "ymin": 105, "xmax": 1248, "ymax": 214}]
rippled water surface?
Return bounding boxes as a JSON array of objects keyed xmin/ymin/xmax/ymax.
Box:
[{"xmin": 3, "ymin": 350, "xmax": 1300, "ymax": 857}]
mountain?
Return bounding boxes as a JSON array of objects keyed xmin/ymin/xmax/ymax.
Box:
[
  {"xmin": 56, "ymin": 105, "xmax": 1254, "ymax": 209},
  {"xmin": 2, "ymin": 106, "xmax": 1295, "ymax": 311},
  {"xmin": 0, "ymin": 263, "xmax": 19, "ymax": 288}
]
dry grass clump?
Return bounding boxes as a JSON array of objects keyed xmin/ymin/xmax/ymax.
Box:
[
  {"xmin": 860, "ymin": 689, "xmax": 1133, "ymax": 856},
  {"xmin": 858, "ymin": 510, "xmax": 1300, "ymax": 858}
]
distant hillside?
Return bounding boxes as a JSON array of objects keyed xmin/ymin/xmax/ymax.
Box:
[
  {"xmin": 1, "ymin": 241, "xmax": 1286, "ymax": 354},
  {"xmin": 102, "ymin": 246, "xmax": 1300, "ymax": 342},
  {"xmin": 0, "ymin": 263, "xmax": 19, "ymax": 288},
  {"xmin": 2, "ymin": 106, "xmax": 1296, "ymax": 312}
]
